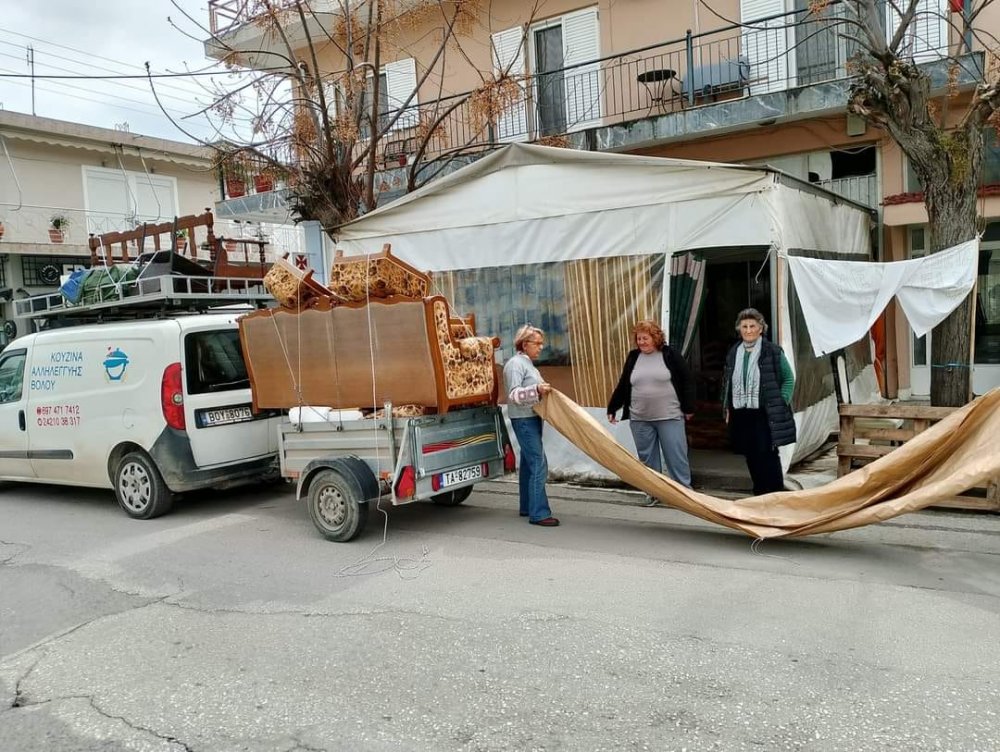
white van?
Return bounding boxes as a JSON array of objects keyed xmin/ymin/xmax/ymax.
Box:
[{"xmin": 0, "ymin": 313, "xmax": 281, "ymax": 519}]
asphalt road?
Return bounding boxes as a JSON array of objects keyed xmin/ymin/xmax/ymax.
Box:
[{"xmin": 2, "ymin": 479, "xmax": 999, "ymax": 751}]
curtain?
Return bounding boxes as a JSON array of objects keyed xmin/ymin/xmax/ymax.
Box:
[
  {"xmin": 668, "ymin": 252, "xmax": 707, "ymax": 357},
  {"xmin": 564, "ymin": 255, "xmax": 664, "ymax": 406}
]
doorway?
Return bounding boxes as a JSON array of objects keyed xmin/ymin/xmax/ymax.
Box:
[{"xmin": 685, "ymin": 249, "xmax": 772, "ymax": 449}]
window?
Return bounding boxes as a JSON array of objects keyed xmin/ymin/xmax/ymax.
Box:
[
  {"xmin": 976, "ymin": 223, "xmax": 1000, "ymax": 366},
  {"xmin": 21, "ymin": 256, "xmax": 87, "ymax": 288},
  {"xmin": 326, "ymin": 58, "xmax": 419, "ymax": 140},
  {"xmin": 184, "ymin": 330, "xmax": 250, "ymax": 395},
  {"xmin": 84, "ymin": 166, "xmax": 178, "ymax": 236},
  {"xmin": 0, "ymin": 350, "xmax": 26, "ymax": 404}
]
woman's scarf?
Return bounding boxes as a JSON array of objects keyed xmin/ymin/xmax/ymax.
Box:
[{"xmin": 732, "ymin": 338, "xmax": 762, "ymax": 409}]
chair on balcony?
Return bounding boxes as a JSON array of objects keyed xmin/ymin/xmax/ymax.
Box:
[{"xmin": 683, "ymin": 56, "xmax": 751, "ymax": 102}]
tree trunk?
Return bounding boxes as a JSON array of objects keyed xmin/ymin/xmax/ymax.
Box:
[{"xmin": 921, "ymin": 130, "xmax": 980, "ymax": 407}]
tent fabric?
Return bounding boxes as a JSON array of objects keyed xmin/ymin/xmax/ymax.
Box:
[
  {"xmin": 535, "ymin": 388, "xmax": 1000, "ymax": 538},
  {"xmin": 336, "ymin": 144, "xmax": 870, "ymax": 268},
  {"xmin": 788, "ymin": 239, "xmax": 979, "ymax": 357}
]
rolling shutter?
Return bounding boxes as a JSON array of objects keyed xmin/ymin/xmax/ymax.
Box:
[
  {"xmin": 740, "ymin": 0, "xmax": 788, "ymax": 94},
  {"xmin": 561, "ymin": 7, "xmax": 601, "ymax": 131},
  {"xmin": 886, "ymin": 0, "xmax": 949, "ymax": 62},
  {"xmin": 384, "ymin": 58, "xmax": 419, "ymax": 131},
  {"xmin": 491, "ymin": 27, "xmax": 529, "ymax": 142}
]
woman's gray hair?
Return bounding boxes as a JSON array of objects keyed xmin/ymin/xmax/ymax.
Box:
[
  {"xmin": 735, "ymin": 308, "xmax": 768, "ymax": 334},
  {"xmin": 514, "ymin": 324, "xmax": 544, "ymax": 352}
]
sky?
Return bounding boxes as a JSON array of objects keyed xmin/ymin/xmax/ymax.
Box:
[{"xmin": 0, "ymin": 0, "xmax": 240, "ymax": 144}]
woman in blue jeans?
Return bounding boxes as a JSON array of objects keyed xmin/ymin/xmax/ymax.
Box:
[
  {"xmin": 607, "ymin": 320, "xmax": 696, "ymax": 505},
  {"xmin": 503, "ymin": 324, "xmax": 559, "ymax": 527}
]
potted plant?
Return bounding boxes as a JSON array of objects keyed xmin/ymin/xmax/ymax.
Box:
[
  {"xmin": 174, "ymin": 229, "xmax": 188, "ymax": 253},
  {"xmin": 253, "ymin": 168, "xmax": 275, "ymax": 194},
  {"xmin": 0, "ymin": 219, "xmax": 5, "ymax": 241},
  {"xmin": 49, "ymin": 214, "xmax": 69, "ymax": 243}
]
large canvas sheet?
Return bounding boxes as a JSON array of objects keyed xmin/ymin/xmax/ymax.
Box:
[{"xmin": 535, "ymin": 389, "xmax": 1000, "ymax": 539}]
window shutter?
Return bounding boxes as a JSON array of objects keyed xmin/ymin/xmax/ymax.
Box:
[
  {"xmin": 740, "ymin": 0, "xmax": 788, "ymax": 94},
  {"xmin": 384, "ymin": 58, "xmax": 419, "ymax": 131},
  {"xmin": 886, "ymin": 0, "xmax": 948, "ymax": 62},
  {"xmin": 134, "ymin": 175, "xmax": 177, "ymax": 223},
  {"xmin": 85, "ymin": 169, "xmax": 130, "ymax": 236},
  {"xmin": 491, "ymin": 27, "xmax": 529, "ymax": 142},
  {"xmin": 561, "ymin": 7, "xmax": 601, "ymax": 131}
]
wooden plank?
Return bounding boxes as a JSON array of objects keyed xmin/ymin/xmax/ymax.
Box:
[
  {"xmin": 853, "ymin": 427, "xmax": 915, "ymax": 442},
  {"xmin": 931, "ymin": 496, "xmax": 1000, "ymax": 512},
  {"xmin": 836, "ymin": 443, "xmax": 895, "ymax": 459},
  {"xmin": 838, "ymin": 404, "xmax": 956, "ymax": 420},
  {"xmin": 837, "ymin": 414, "xmax": 855, "ymax": 477}
]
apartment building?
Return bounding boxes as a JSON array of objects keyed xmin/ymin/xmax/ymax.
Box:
[{"xmin": 206, "ymin": 0, "xmax": 1000, "ymax": 399}]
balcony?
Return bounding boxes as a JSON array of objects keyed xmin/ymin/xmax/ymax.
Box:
[{"xmin": 212, "ymin": 5, "xmax": 975, "ymax": 207}]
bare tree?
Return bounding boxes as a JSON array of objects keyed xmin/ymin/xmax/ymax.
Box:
[{"xmin": 163, "ymin": 0, "xmax": 536, "ymax": 236}]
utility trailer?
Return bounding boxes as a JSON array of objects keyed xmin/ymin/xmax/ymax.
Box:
[{"xmin": 279, "ymin": 404, "xmax": 515, "ymax": 541}]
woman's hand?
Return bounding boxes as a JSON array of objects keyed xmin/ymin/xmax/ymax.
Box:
[
  {"xmin": 684, "ymin": 413, "xmax": 694, "ymax": 422},
  {"xmin": 537, "ymin": 382, "xmax": 552, "ymax": 397},
  {"xmin": 607, "ymin": 414, "xmax": 618, "ymax": 424},
  {"xmin": 724, "ymin": 408, "xmax": 730, "ymax": 424}
]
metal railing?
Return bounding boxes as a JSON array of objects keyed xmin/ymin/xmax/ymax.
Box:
[
  {"xmin": 215, "ymin": 4, "xmax": 950, "ymax": 199},
  {"xmin": 815, "ymin": 174, "xmax": 880, "ymax": 208}
]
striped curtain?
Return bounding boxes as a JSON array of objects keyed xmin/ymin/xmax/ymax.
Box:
[
  {"xmin": 668, "ymin": 252, "xmax": 707, "ymax": 357},
  {"xmin": 564, "ymin": 255, "xmax": 665, "ymax": 406}
]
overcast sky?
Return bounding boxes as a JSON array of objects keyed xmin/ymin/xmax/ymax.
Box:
[{"xmin": 0, "ymin": 0, "xmax": 237, "ymax": 144}]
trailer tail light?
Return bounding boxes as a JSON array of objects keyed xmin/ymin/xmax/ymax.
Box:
[
  {"xmin": 161, "ymin": 362, "xmax": 186, "ymax": 430},
  {"xmin": 395, "ymin": 465, "xmax": 416, "ymax": 499},
  {"xmin": 503, "ymin": 443, "xmax": 516, "ymax": 473}
]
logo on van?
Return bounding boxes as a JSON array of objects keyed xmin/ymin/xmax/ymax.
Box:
[{"xmin": 103, "ymin": 347, "xmax": 130, "ymax": 382}]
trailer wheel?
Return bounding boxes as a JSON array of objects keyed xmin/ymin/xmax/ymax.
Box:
[
  {"xmin": 115, "ymin": 452, "xmax": 173, "ymax": 520},
  {"xmin": 431, "ymin": 485, "xmax": 474, "ymax": 506},
  {"xmin": 308, "ymin": 469, "xmax": 369, "ymax": 542}
]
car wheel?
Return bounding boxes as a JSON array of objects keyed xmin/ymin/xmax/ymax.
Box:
[
  {"xmin": 308, "ymin": 469, "xmax": 369, "ymax": 542},
  {"xmin": 431, "ymin": 485, "xmax": 474, "ymax": 506},
  {"xmin": 115, "ymin": 452, "xmax": 173, "ymax": 519}
]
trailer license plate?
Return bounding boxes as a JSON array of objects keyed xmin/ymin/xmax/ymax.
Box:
[
  {"xmin": 200, "ymin": 405, "xmax": 253, "ymax": 427},
  {"xmin": 440, "ymin": 464, "xmax": 483, "ymax": 487}
]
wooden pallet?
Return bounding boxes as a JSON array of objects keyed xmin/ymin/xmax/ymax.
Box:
[{"xmin": 838, "ymin": 403, "xmax": 1000, "ymax": 512}]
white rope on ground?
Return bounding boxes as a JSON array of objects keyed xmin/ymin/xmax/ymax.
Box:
[{"xmin": 334, "ymin": 250, "xmax": 433, "ymax": 580}]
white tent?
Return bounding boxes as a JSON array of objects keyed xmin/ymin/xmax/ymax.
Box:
[{"xmin": 336, "ymin": 144, "xmax": 879, "ymax": 477}]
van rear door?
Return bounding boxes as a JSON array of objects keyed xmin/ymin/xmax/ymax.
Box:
[
  {"xmin": 181, "ymin": 327, "xmax": 276, "ymax": 468},
  {"xmin": 0, "ymin": 347, "xmax": 33, "ymax": 480}
]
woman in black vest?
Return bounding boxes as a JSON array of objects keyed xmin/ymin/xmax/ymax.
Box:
[{"xmin": 722, "ymin": 308, "xmax": 796, "ymax": 495}]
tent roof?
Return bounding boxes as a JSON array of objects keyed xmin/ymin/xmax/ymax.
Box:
[{"xmin": 335, "ymin": 144, "xmax": 872, "ymax": 270}]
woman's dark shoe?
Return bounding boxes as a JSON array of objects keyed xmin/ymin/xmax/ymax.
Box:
[
  {"xmin": 529, "ymin": 517, "xmax": 560, "ymax": 527},
  {"xmin": 519, "ymin": 512, "xmax": 529, "ymax": 517}
]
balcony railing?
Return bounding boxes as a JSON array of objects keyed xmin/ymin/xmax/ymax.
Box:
[
  {"xmin": 215, "ymin": 4, "xmax": 949, "ymax": 199},
  {"xmin": 814, "ymin": 175, "xmax": 880, "ymax": 209}
]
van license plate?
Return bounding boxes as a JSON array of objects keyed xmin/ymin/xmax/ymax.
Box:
[
  {"xmin": 199, "ymin": 406, "xmax": 253, "ymax": 427},
  {"xmin": 440, "ymin": 464, "xmax": 483, "ymax": 487}
]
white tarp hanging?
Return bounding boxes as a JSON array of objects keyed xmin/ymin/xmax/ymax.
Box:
[{"xmin": 787, "ymin": 239, "xmax": 979, "ymax": 357}]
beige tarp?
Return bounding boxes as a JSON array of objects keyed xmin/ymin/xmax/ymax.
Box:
[{"xmin": 535, "ymin": 388, "xmax": 1000, "ymax": 538}]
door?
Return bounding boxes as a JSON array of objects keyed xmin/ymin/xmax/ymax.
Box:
[
  {"xmin": 0, "ymin": 348, "xmax": 33, "ymax": 479},
  {"xmin": 909, "ymin": 228, "xmax": 930, "ymax": 396},
  {"xmin": 533, "ymin": 24, "xmax": 566, "ymax": 136},
  {"xmin": 182, "ymin": 327, "xmax": 275, "ymax": 468}
]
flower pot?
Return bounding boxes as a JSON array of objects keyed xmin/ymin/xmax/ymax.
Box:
[
  {"xmin": 176, "ymin": 237, "xmax": 187, "ymax": 253},
  {"xmin": 253, "ymin": 175, "xmax": 274, "ymax": 193},
  {"xmin": 226, "ymin": 178, "xmax": 246, "ymax": 198},
  {"xmin": 0, "ymin": 223, "xmax": 5, "ymax": 241},
  {"xmin": 224, "ymin": 239, "xmax": 238, "ymax": 253},
  {"xmin": 48, "ymin": 228, "xmax": 65, "ymax": 244}
]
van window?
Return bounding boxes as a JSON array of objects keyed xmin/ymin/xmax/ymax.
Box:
[
  {"xmin": 184, "ymin": 331, "xmax": 250, "ymax": 394},
  {"xmin": 0, "ymin": 350, "xmax": 26, "ymax": 404}
]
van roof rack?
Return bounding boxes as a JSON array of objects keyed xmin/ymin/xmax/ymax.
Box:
[{"xmin": 15, "ymin": 274, "xmax": 274, "ymax": 323}]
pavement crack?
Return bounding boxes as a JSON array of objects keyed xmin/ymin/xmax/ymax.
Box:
[
  {"xmin": 8, "ymin": 654, "xmax": 42, "ymax": 709},
  {"xmin": 0, "ymin": 539, "xmax": 30, "ymax": 565},
  {"xmin": 86, "ymin": 695, "xmax": 195, "ymax": 751}
]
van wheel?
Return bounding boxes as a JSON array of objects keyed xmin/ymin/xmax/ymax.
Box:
[
  {"xmin": 431, "ymin": 485, "xmax": 474, "ymax": 506},
  {"xmin": 308, "ymin": 469, "xmax": 369, "ymax": 542},
  {"xmin": 115, "ymin": 452, "xmax": 173, "ymax": 519}
]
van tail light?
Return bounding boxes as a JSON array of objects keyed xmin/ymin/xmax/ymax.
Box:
[
  {"xmin": 394, "ymin": 465, "xmax": 416, "ymax": 499},
  {"xmin": 161, "ymin": 362, "xmax": 186, "ymax": 430},
  {"xmin": 503, "ymin": 443, "xmax": 516, "ymax": 473}
]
